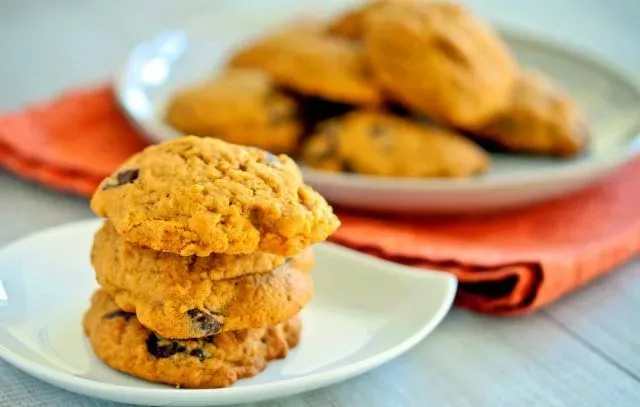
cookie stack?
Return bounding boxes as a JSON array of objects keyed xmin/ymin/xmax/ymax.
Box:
[{"xmin": 83, "ymin": 136, "xmax": 340, "ymax": 388}]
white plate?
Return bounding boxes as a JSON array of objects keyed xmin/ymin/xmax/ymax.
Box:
[
  {"xmin": 0, "ymin": 219, "xmax": 455, "ymax": 406},
  {"xmin": 114, "ymin": 0, "xmax": 640, "ymax": 214}
]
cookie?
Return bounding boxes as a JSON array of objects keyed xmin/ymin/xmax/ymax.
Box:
[
  {"xmin": 165, "ymin": 69, "xmax": 302, "ymax": 154},
  {"xmin": 364, "ymin": 1, "xmax": 517, "ymax": 128},
  {"xmin": 301, "ymin": 111, "xmax": 490, "ymax": 177},
  {"xmin": 327, "ymin": 0, "xmax": 412, "ymax": 40},
  {"xmin": 228, "ymin": 25, "xmax": 382, "ymax": 106},
  {"xmin": 472, "ymin": 70, "xmax": 589, "ymax": 157},
  {"xmin": 83, "ymin": 290, "xmax": 301, "ymax": 388},
  {"xmin": 90, "ymin": 136, "xmax": 340, "ymax": 257},
  {"xmin": 92, "ymin": 227, "xmax": 315, "ymax": 338},
  {"xmin": 92, "ymin": 220, "xmax": 286, "ymax": 280}
]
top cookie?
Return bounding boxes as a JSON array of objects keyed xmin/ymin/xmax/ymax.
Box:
[
  {"xmin": 228, "ymin": 25, "xmax": 382, "ymax": 106},
  {"xmin": 327, "ymin": 0, "xmax": 413, "ymax": 40},
  {"xmin": 473, "ymin": 70, "xmax": 589, "ymax": 157},
  {"xmin": 364, "ymin": 1, "xmax": 517, "ymax": 128},
  {"xmin": 90, "ymin": 136, "xmax": 340, "ymax": 256}
]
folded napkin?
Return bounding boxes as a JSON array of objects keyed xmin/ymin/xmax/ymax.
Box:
[{"xmin": 1, "ymin": 85, "xmax": 639, "ymax": 315}]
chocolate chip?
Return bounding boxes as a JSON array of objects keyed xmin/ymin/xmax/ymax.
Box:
[
  {"xmin": 146, "ymin": 333, "xmax": 187, "ymax": 358},
  {"xmin": 189, "ymin": 348, "xmax": 208, "ymax": 361},
  {"xmin": 102, "ymin": 310, "xmax": 134, "ymax": 321},
  {"xmin": 202, "ymin": 336, "xmax": 216, "ymax": 344},
  {"xmin": 186, "ymin": 309, "xmax": 223, "ymax": 335},
  {"xmin": 102, "ymin": 168, "xmax": 140, "ymax": 190}
]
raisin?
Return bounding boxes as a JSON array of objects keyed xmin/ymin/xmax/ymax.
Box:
[
  {"xmin": 202, "ymin": 336, "xmax": 216, "ymax": 344},
  {"xmin": 186, "ymin": 309, "xmax": 223, "ymax": 335},
  {"xmin": 189, "ymin": 348, "xmax": 208, "ymax": 361},
  {"xmin": 102, "ymin": 168, "xmax": 139, "ymax": 190},
  {"xmin": 146, "ymin": 333, "xmax": 187, "ymax": 358}
]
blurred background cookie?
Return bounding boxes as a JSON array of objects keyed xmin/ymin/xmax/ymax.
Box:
[
  {"xmin": 165, "ymin": 68, "xmax": 301, "ymax": 154},
  {"xmin": 327, "ymin": 0, "xmax": 414, "ymax": 40},
  {"xmin": 301, "ymin": 111, "xmax": 490, "ymax": 178},
  {"xmin": 228, "ymin": 24, "xmax": 383, "ymax": 106},
  {"xmin": 471, "ymin": 70, "xmax": 589, "ymax": 157},
  {"xmin": 364, "ymin": 1, "xmax": 517, "ymax": 128}
]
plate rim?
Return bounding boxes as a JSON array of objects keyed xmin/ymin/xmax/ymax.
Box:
[
  {"xmin": 0, "ymin": 219, "xmax": 457, "ymax": 405},
  {"xmin": 114, "ymin": 23, "xmax": 640, "ymax": 191}
]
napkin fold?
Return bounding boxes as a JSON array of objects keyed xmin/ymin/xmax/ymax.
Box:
[{"xmin": 1, "ymin": 85, "xmax": 639, "ymax": 315}]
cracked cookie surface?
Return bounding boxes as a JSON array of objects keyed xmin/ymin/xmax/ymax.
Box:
[
  {"xmin": 83, "ymin": 290, "xmax": 301, "ymax": 388},
  {"xmin": 301, "ymin": 111, "xmax": 489, "ymax": 177},
  {"xmin": 165, "ymin": 68, "xmax": 302, "ymax": 154},
  {"xmin": 90, "ymin": 136, "xmax": 340, "ymax": 257},
  {"xmin": 473, "ymin": 70, "xmax": 589, "ymax": 157}
]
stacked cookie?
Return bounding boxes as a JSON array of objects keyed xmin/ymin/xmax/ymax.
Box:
[{"xmin": 83, "ymin": 136, "xmax": 340, "ymax": 388}]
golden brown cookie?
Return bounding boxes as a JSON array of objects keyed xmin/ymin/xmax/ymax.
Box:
[
  {"xmin": 472, "ymin": 70, "xmax": 589, "ymax": 157},
  {"xmin": 92, "ymin": 220, "xmax": 286, "ymax": 281},
  {"xmin": 327, "ymin": 0, "xmax": 413, "ymax": 40},
  {"xmin": 83, "ymin": 290, "xmax": 301, "ymax": 388},
  {"xmin": 92, "ymin": 225, "xmax": 314, "ymax": 338},
  {"xmin": 165, "ymin": 69, "xmax": 302, "ymax": 154},
  {"xmin": 301, "ymin": 111, "xmax": 490, "ymax": 177},
  {"xmin": 228, "ymin": 25, "xmax": 382, "ymax": 106},
  {"xmin": 90, "ymin": 136, "xmax": 340, "ymax": 257},
  {"xmin": 364, "ymin": 1, "xmax": 517, "ymax": 128}
]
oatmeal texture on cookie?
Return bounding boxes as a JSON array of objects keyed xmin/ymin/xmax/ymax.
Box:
[
  {"xmin": 90, "ymin": 136, "xmax": 340, "ymax": 256},
  {"xmin": 83, "ymin": 290, "xmax": 301, "ymax": 388}
]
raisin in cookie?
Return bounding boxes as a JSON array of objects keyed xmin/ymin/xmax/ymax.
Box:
[
  {"xmin": 301, "ymin": 111, "xmax": 489, "ymax": 177},
  {"xmin": 92, "ymin": 227, "xmax": 314, "ymax": 338},
  {"xmin": 90, "ymin": 136, "xmax": 340, "ymax": 257},
  {"xmin": 228, "ymin": 25, "xmax": 382, "ymax": 106},
  {"xmin": 165, "ymin": 69, "xmax": 302, "ymax": 154},
  {"xmin": 83, "ymin": 290, "xmax": 301, "ymax": 388},
  {"xmin": 472, "ymin": 70, "xmax": 589, "ymax": 157},
  {"xmin": 364, "ymin": 1, "xmax": 517, "ymax": 128}
]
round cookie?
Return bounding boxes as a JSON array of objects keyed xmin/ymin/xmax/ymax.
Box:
[
  {"xmin": 92, "ymin": 221, "xmax": 286, "ymax": 281},
  {"xmin": 92, "ymin": 226, "xmax": 315, "ymax": 338},
  {"xmin": 83, "ymin": 290, "xmax": 301, "ymax": 388},
  {"xmin": 165, "ymin": 69, "xmax": 302, "ymax": 154},
  {"xmin": 364, "ymin": 1, "xmax": 517, "ymax": 128},
  {"xmin": 228, "ymin": 25, "xmax": 382, "ymax": 106},
  {"xmin": 301, "ymin": 111, "xmax": 490, "ymax": 177},
  {"xmin": 90, "ymin": 136, "xmax": 340, "ymax": 257},
  {"xmin": 327, "ymin": 0, "xmax": 414, "ymax": 40},
  {"xmin": 472, "ymin": 70, "xmax": 589, "ymax": 157}
]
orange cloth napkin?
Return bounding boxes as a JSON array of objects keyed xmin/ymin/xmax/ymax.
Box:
[{"xmin": 1, "ymin": 85, "xmax": 639, "ymax": 315}]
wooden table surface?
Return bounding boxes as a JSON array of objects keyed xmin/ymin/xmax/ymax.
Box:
[{"xmin": 1, "ymin": 1, "xmax": 639, "ymax": 406}]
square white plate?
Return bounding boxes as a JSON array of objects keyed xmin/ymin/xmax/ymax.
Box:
[{"xmin": 0, "ymin": 219, "xmax": 456, "ymax": 406}]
